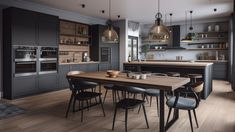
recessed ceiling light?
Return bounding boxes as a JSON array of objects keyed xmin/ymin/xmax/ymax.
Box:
[
  {"xmin": 214, "ymin": 8, "xmax": 217, "ymax": 12},
  {"xmin": 81, "ymin": 4, "xmax": 86, "ymax": 8}
]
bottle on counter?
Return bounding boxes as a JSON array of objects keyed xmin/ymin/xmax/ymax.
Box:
[{"xmin": 128, "ymin": 54, "xmax": 132, "ymax": 62}]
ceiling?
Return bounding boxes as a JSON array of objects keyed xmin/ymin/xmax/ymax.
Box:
[{"xmin": 24, "ymin": 0, "xmax": 233, "ymax": 24}]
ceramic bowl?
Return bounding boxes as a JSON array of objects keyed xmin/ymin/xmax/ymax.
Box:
[{"xmin": 107, "ymin": 70, "xmax": 120, "ymax": 78}]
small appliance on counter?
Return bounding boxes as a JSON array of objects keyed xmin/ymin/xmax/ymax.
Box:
[{"xmin": 82, "ymin": 52, "xmax": 90, "ymax": 62}]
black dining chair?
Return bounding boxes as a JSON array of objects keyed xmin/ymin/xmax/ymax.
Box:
[
  {"xmin": 166, "ymin": 81, "xmax": 204, "ymax": 132},
  {"xmin": 65, "ymin": 71, "xmax": 105, "ymax": 122},
  {"xmin": 112, "ymin": 85, "xmax": 149, "ymax": 132},
  {"xmin": 144, "ymin": 73, "xmax": 168, "ymax": 116}
]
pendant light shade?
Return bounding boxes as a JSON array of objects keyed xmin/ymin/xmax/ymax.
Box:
[
  {"xmin": 148, "ymin": 0, "xmax": 170, "ymax": 42},
  {"xmin": 102, "ymin": 0, "xmax": 119, "ymax": 43}
]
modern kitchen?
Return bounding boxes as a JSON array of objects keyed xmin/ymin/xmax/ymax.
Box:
[{"xmin": 0, "ymin": 0, "xmax": 234, "ymax": 132}]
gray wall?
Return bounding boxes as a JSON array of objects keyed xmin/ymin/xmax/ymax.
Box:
[{"xmin": 0, "ymin": 5, "xmax": 6, "ymax": 96}]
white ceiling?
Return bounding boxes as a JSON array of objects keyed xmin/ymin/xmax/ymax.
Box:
[{"xmin": 24, "ymin": 0, "xmax": 233, "ymax": 24}]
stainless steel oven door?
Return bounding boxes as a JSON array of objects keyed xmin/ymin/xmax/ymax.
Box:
[
  {"xmin": 40, "ymin": 47, "xmax": 58, "ymax": 59},
  {"xmin": 14, "ymin": 46, "xmax": 37, "ymax": 61},
  {"xmin": 15, "ymin": 61, "xmax": 37, "ymax": 77},
  {"xmin": 39, "ymin": 60, "xmax": 57, "ymax": 74}
]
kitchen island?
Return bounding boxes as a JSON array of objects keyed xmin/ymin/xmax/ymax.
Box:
[{"xmin": 123, "ymin": 61, "xmax": 213, "ymax": 99}]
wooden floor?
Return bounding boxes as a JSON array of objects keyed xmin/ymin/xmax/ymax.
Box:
[{"xmin": 0, "ymin": 80, "xmax": 235, "ymax": 132}]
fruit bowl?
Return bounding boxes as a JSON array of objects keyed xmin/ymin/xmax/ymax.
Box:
[{"xmin": 107, "ymin": 70, "xmax": 120, "ymax": 78}]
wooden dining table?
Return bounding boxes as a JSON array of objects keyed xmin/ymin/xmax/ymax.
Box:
[{"xmin": 69, "ymin": 71, "xmax": 190, "ymax": 132}]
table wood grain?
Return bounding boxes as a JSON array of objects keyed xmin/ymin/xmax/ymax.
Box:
[{"xmin": 69, "ymin": 72, "xmax": 190, "ymax": 91}]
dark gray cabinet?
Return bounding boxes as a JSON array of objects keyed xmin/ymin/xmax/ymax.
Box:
[
  {"xmin": 58, "ymin": 63, "xmax": 100, "ymax": 89},
  {"xmin": 11, "ymin": 8, "xmax": 37, "ymax": 45},
  {"xmin": 59, "ymin": 65, "xmax": 70, "ymax": 89},
  {"xmin": 213, "ymin": 62, "xmax": 228, "ymax": 80},
  {"xmin": 13, "ymin": 76, "xmax": 38, "ymax": 98},
  {"xmin": 5, "ymin": 7, "xmax": 59, "ymax": 46},
  {"xmin": 91, "ymin": 25, "xmax": 120, "ymax": 71},
  {"xmin": 3, "ymin": 7, "xmax": 59, "ymax": 99},
  {"xmin": 38, "ymin": 14, "xmax": 59, "ymax": 46},
  {"xmin": 38, "ymin": 73, "xmax": 59, "ymax": 92}
]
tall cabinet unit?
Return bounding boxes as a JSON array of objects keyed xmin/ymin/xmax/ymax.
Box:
[
  {"xmin": 91, "ymin": 25, "xmax": 120, "ymax": 71},
  {"xmin": 3, "ymin": 7, "xmax": 59, "ymax": 99}
]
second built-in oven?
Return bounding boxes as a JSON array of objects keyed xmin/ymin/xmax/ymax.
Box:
[{"xmin": 39, "ymin": 47, "xmax": 58, "ymax": 74}]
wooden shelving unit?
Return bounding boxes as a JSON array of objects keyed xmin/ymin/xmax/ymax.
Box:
[{"xmin": 59, "ymin": 20, "xmax": 91, "ymax": 46}]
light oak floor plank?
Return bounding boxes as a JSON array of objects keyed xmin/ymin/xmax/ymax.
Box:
[{"xmin": 0, "ymin": 80, "xmax": 235, "ymax": 132}]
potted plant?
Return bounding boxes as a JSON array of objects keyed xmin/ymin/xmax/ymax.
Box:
[{"xmin": 139, "ymin": 44, "xmax": 150, "ymax": 61}]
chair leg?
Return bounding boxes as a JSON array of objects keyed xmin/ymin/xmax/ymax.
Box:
[
  {"xmin": 99, "ymin": 95, "xmax": 106, "ymax": 117},
  {"xmin": 142, "ymin": 104, "xmax": 149, "ymax": 128},
  {"xmin": 81, "ymin": 101, "xmax": 84, "ymax": 122},
  {"xmin": 193, "ymin": 109, "xmax": 199, "ymax": 128},
  {"xmin": 188, "ymin": 110, "xmax": 194, "ymax": 132},
  {"xmin": 156, "ymin": 96, "xmax": 159, "ymax": 117},
  {"xmin": 72, "ymin": 95, "xmax": 76, "ymax": 112},
  {"xmin": 125, "ymin": 109, "xmax": 128, "ymax": 132},
  {"xmin": 150, "ymin": 96, "xmax": 152, "ymax": 107},
  {"xmin": 112, "ymin": 105, "xmax": 118, "ymax": 130},
  {"xmin": 103, "ymin": 89, "xmax": 108, "ymax": 103},
  {"xmin": 65, "ymin": 93, "xmax": 74, "ymax": 118},
  {"xmin": 166, "ymin": 108, "xmax": 172, "ymax": 125},
  {"xmin": 87, "ymin": 100, "xmax": 89, "ymax": 111}
]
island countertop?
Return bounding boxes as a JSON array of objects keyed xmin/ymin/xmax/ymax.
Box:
[{"xmin": 123, "ymin": 61, "xmax": 213, "ymax": 68}]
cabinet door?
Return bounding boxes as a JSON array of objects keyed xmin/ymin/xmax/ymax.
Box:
[
  {"xmin": 38, "ymin": 14, "xmax": 59, "ymax": 46},
  {"xmin": 11, "ymin": 8, "xmax": 37, "ymax": 45},
  {"xmin": 87, "ymin": 64, "xmax": 99, "ymax": 72},
  {"xmin": 111, "ymin": 44, "xmax": 119, "ymax": 70},
  {"xmin": 38, "ymin": 73, "xmax": 59, "ymax": 92},
  {"xmin": 59, "ymin": 65, "xmax": 70, "ymax": 89},
  {"xmin": 99, "ymin": 63, "xmax": 110, "ymax": 71},
  {"xmin": 213, "ymin": 62, "xmax": 228, "ymax": 80},
  {"xmin": 13, "ymin": 76, "xmax": 38, "ymax": 99},
  {"xmin": 71, "ymin": 64, "xmax": 87, "ymax": 72}
]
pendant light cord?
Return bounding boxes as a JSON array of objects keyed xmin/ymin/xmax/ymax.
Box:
[
  {"xmin": 158, "ymin": 0, "xmax": 160, "ymax": 13},
  {"xmin": 185, "ymin": 11, "xmax": 187, "ymax": 34},
  {"xmin": 109, "ymin": 0, "xmax": 111, "ymax": 20}
]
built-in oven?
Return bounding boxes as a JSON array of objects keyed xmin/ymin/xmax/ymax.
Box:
[
  {"xmin": 14, "ymin": 46, "xmax": 38, "ymax": 77},
  {"xmin": 39, "ymin": 47, "xmax": 58, "ymax": 61},
  {"xmin": 39, "ymin": 47, "xmax": 58, "ymax": 74},
  {"xmin": 39, "ymin": 60, "xmax": 57, "ymax": 74}
]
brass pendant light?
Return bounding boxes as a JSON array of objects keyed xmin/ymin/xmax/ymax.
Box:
[
  {"xmin": 102, "ymin": 0, "xmax": 119, "ymax": 43},
  {"xmin": 181, "ymin": 11, "xmax": 194, "ymax": 42},
  {"xmin": 148, "ymin": 0, "xmax": 170, "ymax": 42}
]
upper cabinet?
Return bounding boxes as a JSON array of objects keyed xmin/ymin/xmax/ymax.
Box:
[
  {"xmin": 4, "ymin": 7, "xmax": 59, "ymax": 46},
  {"xmin": 10, "ymin": 8, "xmax": 37, "ymax": 45},
  {"xmin": 38, "ymin": 14, "xmax": 59, "ymax": 46}
]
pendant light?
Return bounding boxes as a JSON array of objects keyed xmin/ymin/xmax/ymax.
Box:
[
  {"xmin": 181, "ymin": 11, "xmax": 193, "ymax": 43},
  {"xmin": 148, "ymin": 0, "xmax": 170, "ymax": 42},
  {"xmin": 102, "ymin": 0, "xmax": 119, "ymax": 43}
]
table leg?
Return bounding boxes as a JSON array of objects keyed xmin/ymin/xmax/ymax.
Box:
[
  {"xmin": 159, "ymin": 90, "xmax": 165, "ymax": 132},
  {"xmin": 165, "ymin": 107, "xmax": 179, "ymax": 130}
]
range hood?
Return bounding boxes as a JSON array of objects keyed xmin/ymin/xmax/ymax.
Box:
[{"xmin": 165, "ymin": 25, "xmax": 185, "ymax": 50}]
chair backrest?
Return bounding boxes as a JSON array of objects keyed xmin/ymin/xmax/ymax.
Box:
[
  {"xmin": 153, "ymin": 73, "xmax": 168, "ymax": 76},
  {"xmin": 113, "ymin": 85, "xmax": 145, "ymax": 99},
  {"xmin": 192, "ymin": 81, "xmax": 204, "ymax": 93},
  {"xmin": 66, "ymin": 71, "xmax": 84, "ymax": 91}
]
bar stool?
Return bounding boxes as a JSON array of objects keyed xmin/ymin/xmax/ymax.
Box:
[
  {"xmin": 187, "ymin": 74, "xmax": 203, "ymax": 101},
  {"xmin": 187, "ymin": 74, "xmax": 203, "ymax": 84},
  {"xmin": 167, "ymin": 72, "xmax": 180, "ymax": 77}
]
